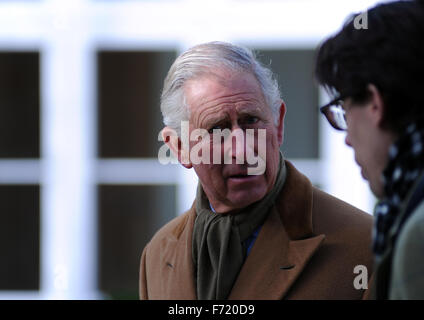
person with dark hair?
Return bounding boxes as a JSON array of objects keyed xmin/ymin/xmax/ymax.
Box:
[{"xmin": 315, "ymin": 0, "xmax": 424, "ymax": 299}]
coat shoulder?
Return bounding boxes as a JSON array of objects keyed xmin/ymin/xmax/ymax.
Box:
[
  {"xmin": 312, "ymin": 187, "xmax": 373, "ymax": 236},
  {"xmin": 390, "ymin": 200, "xmax": 424, "ymax": 298},
  {"xmin": 148, "ymin": 208, "xmax": 194, "ymax": 247},
  {"xmin": 286, "ymin": 187, "xmax": 375, "ymax": 299}
]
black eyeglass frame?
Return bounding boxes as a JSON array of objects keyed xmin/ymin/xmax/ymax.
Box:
[{"xmin": 319, "ymin": 95, "xmax": 347, "ymax": 131}]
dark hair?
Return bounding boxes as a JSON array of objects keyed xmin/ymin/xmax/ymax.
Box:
[{"xmin": 315, "ymin": 0, "xmax": 424, "ymax": 133}]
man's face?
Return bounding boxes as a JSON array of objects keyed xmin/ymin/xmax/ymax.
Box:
[
  {"xmin": 183, "ymin": 69, "xmax": 285, "ymax": 213},
  {"xmin": 343, "ymin": 97, "xmax": 394, "ymax": 198}
]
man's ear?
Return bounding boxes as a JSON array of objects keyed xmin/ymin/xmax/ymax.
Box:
[
  {"xmin": 277, "ymin": 100, "xmax": 286, "ymax": 146},
  {"xmin": 162, "ymin": 126, "xmax": 192, "ymax": 169},
  {"xmin": 367, "ymin": 84, "xmax": 385, "ymax": 128}
]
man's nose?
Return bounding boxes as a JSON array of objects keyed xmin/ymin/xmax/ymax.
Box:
[{"xmin": 231, "ymin": 129, "xmax": 246, "ymax": 162}]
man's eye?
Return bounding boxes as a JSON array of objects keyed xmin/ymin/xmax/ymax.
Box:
[
  {"xmin": 208, "ymin": 125, "xmax": 222, "ymax": 133},
  {"xmin": 244, "ymin": 116, "xmax": 259, "ymax": 125}
]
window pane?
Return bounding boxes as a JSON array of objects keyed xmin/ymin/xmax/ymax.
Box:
[
  {"xmin": 0, "ymin": 52, "xmax": 40, "ymax": 158},
  {"xmin": 255, "ymin": 49, "xmax": 319, "ymax": 159},
  {"xmin": 98, "ymin": 51, "xmax": 176, "ymax": 158},
  {"xmin": 98, "ymin": 185, "xmax": 177, "ymax": 299},
  {"xmin": 0, "ymin": 185, "xmax": 40, "ymax": 290}
]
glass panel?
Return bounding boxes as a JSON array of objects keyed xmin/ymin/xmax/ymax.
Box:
[
  {"xmin": 98, "ymin": 184, "xmax": 177, "ymax": 299},
  {"xmin": 0, "ymin": 52, "xmax": 40, "ymax": 158},
  {"xmin": 97, "ymin": 50, "xmax": 176, "ymax": 158},
  {"xmin": 255, "ymin": 49, "xmax": 319, "ymax": 159},
  {"xmin": 0, "ymin": 185, "xmax": 40, "ymax": 290}
]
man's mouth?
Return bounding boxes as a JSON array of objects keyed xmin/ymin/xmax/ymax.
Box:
[
  {"xmin": 354, "ymin": 158, "xmax": 367, "ymax": 180},
  {"xmin": 227, "ymin": 174, "xmax": 259, "ymax": 183},
  {"xmin": 229, "ymin": 174, "xmax": 250, "ymax": 178}
]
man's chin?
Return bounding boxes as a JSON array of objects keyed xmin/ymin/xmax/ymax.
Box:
[
  {"xmin": 226, "ymin": 187, "xmax": 267, "ymax": 210},
  {"xmin": 226, "ymin": 174, "xmax": 262, "ymax": 188},
  {"xmin": 369, "ymin": 182, "xmax": 385, "ymax": 199}
]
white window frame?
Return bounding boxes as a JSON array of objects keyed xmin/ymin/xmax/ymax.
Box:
[{"xmin": 0, "ymin": 0, "xmax": 377, "ymax": 299}]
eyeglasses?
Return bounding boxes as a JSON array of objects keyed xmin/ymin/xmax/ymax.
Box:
[{"xmin": 320, "ymin": 96, "xmax": 347, "ymax": 131}]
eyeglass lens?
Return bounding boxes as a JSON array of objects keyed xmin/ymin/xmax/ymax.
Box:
[{"xmin": 328, "ymin": 105, "xmax": 347, "ymax": 130}]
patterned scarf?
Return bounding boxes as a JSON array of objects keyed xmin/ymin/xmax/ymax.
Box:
[
  {"xmin": 192, "ymin": 153, "xmax": 286, "ymax": 300},
  {"xmin": 373, "ymin": 122, "xmax": 424, "ymax": 259}
]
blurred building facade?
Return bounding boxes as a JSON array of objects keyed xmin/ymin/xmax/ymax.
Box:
[{"xmin": 0, "ymin": 0, "xmax": 377, "ymax": 299}]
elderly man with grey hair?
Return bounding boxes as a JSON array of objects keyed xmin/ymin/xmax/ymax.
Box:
[{"xmin": 139, "ymin": 41, "xmax": 373, "ymax": 300}]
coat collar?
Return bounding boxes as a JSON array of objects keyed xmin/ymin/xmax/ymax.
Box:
[
  {"xmin": 228, "ymin": 206, "xmax": 324, "ymax": 299},
  {"xmin": 159, "ymin": 160, "xmax": 325, "ymax": 299}
]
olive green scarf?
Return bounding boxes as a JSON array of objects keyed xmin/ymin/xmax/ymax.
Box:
[{"xmin": 192, "ymin": 154, "xmax": 286, "ymax": 300}]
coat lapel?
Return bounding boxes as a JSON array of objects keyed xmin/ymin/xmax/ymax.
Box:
[
  {"xmin": 159, "ymin": 208, "xmax": 197, "ymax": 299},
  {"xmin": 229, "ymin": 161, "xmax": 326, "ymax": 300},
  {"xmin": 159, "ymin": 161, "xmax": 325, "ymax": 300},
  {"xmin": 228, "ymin": 207, "xmax": 325, "ymax": 300}
]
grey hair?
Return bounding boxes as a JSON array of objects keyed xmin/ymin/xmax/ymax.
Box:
[{"xmin": 160, "ymin": 41, "xmax": 282, "ymax": 135}]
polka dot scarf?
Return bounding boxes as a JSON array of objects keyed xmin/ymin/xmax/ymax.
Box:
[{"xmin": 373, "ymin": 122, "xmax": 424, "ymax": 258}]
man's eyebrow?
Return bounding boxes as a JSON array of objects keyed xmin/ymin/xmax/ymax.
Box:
[
  {"xmin": 237, "ymin": 106, "xmax": 262, "ymax": 116},
  {"xmin": 202, "ymin": 115, "xmax": 229, "ymax": 128},
  {"xmin": 200, "ymin": 104, "xmax": 262, "ymax": 128}
]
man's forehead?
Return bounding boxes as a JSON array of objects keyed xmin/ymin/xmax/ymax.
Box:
[{"xmin": 184, "ymin": 72, "xmax": 264, "ymax": 110}]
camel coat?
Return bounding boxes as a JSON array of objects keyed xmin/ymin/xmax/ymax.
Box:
[{"xmin": 139, "ymin": 161, "xmax": 374, "ymax": 299}]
